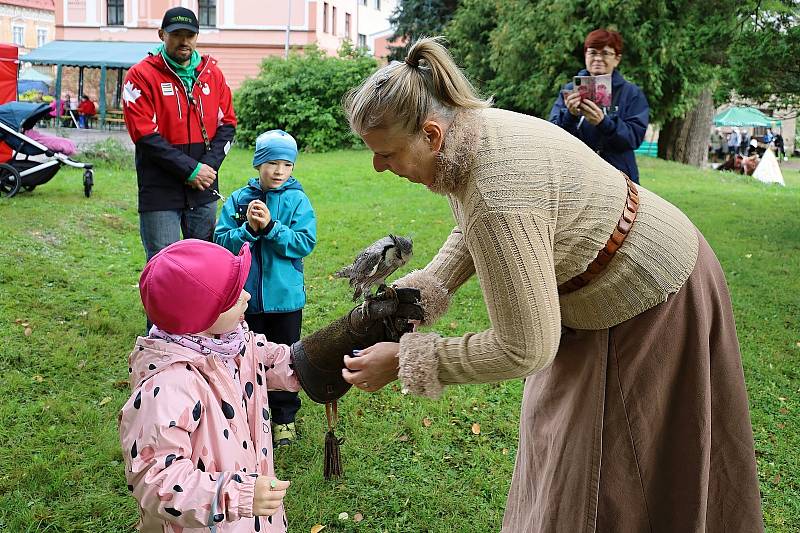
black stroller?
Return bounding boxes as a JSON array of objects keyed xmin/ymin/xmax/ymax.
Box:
[{"xmin": 0, "ymin": 102, "xmax": 94, "ymax": 198}]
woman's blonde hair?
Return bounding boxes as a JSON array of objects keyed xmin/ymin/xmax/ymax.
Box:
[{"xmin": 344, "ymin": 36, "xmax": 492, "ymax": 136}]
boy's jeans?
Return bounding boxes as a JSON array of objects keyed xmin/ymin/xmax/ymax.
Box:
[{"xmin": 139, "ymin": 201, "xmax": 217, "ymax": 261}]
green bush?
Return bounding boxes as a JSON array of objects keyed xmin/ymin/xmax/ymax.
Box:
[
  {"xmin": 234, "ymin": 42, "xmax": 378, "ymax": 152},
  {"xmin": 77, "ymin": 138, "xmax": 134, "ymax": 170}
]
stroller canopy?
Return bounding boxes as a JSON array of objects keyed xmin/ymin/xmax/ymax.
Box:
[{"xmin": 0, "ymin": 102, "xmax": 53, "ymax": 154}]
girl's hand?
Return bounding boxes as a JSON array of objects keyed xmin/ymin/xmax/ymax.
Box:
[
  {"xmin": 579, "ymin": 99, "xmax": 605, "ymax": 126},
  {"xmin": 342, "ymin": 342, "xmax": 400, "ymax": 392},
  {"xmin": 252, "ymin": 477, "xmax": 290, "ymax": 516}
]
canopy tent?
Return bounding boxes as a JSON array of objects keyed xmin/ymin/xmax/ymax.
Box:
[
  {"xmin": 18, "ymin": 68, "xmax": 53, "ymax": 96},
  {"xmin": 19, "ymin": 68, "xmax": 53, "ymax": 84},
  {"xmin": 713, "ymin": 107, "xmax": 782, "ymax": 128},
  {"xmin": 20, "ymin": 41, "xmax": 155, "ymax": 126},
  {"xmin": 752, "ymin": 149, "xmax": 785, "ymax": 186}
]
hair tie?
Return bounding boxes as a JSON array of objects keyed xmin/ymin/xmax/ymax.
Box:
[{"xmin": 405, "ymin": 57, "xmax": 419, "ymax": 69}]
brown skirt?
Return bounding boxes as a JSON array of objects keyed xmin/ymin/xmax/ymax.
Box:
[{"xmin": 502, "ymin": 233, "xmax": 763, "ymax": 532}]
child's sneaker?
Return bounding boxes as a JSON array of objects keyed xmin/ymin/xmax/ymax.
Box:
[{"xmin": 272, "ymin": 422, "xmax": 297, "ymax": 447}]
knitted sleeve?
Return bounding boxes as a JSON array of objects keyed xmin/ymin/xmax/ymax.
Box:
[{"xmin": 399, "ymin": 210, "xmax": 561, "ymax": 397}]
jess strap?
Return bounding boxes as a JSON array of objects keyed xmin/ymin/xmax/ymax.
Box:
[{"xmin": 558, "ymin": 174, "xmax": 639, "ymax": 295}]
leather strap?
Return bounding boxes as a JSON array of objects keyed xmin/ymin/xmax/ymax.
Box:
[{"xmin": 558, "ymin": 174, "xmax": 639, "ymax": 295}]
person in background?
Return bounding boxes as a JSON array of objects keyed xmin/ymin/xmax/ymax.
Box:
[
  {"xmin": 549, "ymin": 28, "xmax": 649, "ymax": 183},
  {"xmin": 727, "ymin": 128, "xmax": 740, "ymax": 157},
  {"xmin": 215, "ymin": 130, "xmax": 317, "ymax": 448},
  {"xmin": 739, "ymin": 128, "xmax": 750, "ymax": 156},
  {"xmin": 774, "ymin": 131, "xmax": 786, "ymax": 161},
  {"xmin": 77, "ymin": 95, "xmax": 96, "ymax": 129},
  {"xmin": 710, "ymin": 127, "xmax": 725, "ymax": 163}
]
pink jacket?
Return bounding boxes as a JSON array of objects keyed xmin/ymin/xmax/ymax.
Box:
[{"xmin": 119, "ymin": 329, "xmax": 300, "ymax": 533}]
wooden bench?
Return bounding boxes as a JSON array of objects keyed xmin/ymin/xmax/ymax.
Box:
[
  {"xmin": 634, "ymin": 140, "xmax": 658, "ymax": 157},
  {"xmin": 103, "ymin": 110, "xmax": 126, "ymax": 130}
]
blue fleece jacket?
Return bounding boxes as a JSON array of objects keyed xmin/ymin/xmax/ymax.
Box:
[
  {"xmin": 214, "ymin": 177, "xmax": 317, "ymax": 314},
  {"xmin": 548, "ymin": 69, "xmax": 649, "ymax": 183}
]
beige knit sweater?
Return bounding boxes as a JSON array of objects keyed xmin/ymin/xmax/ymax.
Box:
[{"xmin": 396, "ymin": 108, "xmax": 699, "ymax": 398}]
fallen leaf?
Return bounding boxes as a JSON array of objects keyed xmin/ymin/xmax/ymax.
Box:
[
  {"xmin": 338, "ymin": 512, "xmax": 349, "ymax": 521},
  {"xmin": 772, "ymin": 474, "xmax": 781, "ymax": 484},
  {"xmin": 471, "ymin": 423, "xmax": 481, "ymax": 435},
  {"xmin": 398, "ymin": 434, "xmax": 409, "ymax": 442},
  {"xmin": 79, "ymin": 311, "xmax": 88, "ymax": 317},
  {"xmin": 778, "ymin": 397, "xmax": 787, "ymax": 401},
  {"xmin": 310, "ymin": 525, "xmax": 326, "ymax": 533},
  {"xmin": 745, "ymin": 254, "xmax": 752, "ymax": 258},
  {"xmin": 353, "ymin": 512, "xmax": 363, "ymax": 522},
  {"xmin": 99, "ymin": 396, "xmax": 112, "ymax": 407},
  {"xmin": 14, "ymin": 318, "xmax": 22, "ymax": 324},
  {"xmin": 24, "ymin": 327, "xmax": 32, "ymax": 336},
  {"xmin": 32, "ymin": 375, "xmax": 44, "ymax": 382},
  {"xmin": 502, "ymin": 448, "xmax": 509, "ymax": 455},
  {"xmin": 777, "ymin": 423, "xmax": 785, "ymax": 429},
  {"xmin": 21, "ymin": 321, "xmax": 29, "ymax": 327},
  {"xmin": 779, "ymin": 408, "xmax": 789, "ymax": 415},
  {"xmin": 77, "ymin": 360, "xmax": 87, "ymax": 369},
  {"xmin": 449, "ymin": 322, "xmax": 458, "ymax": 329},
  {"xmin": 328, "ymin": 275, "xmax": 334, "ymax": 281},
  {"xmin": 422, "ymin": 417, "xmax": 432, "ymax": 427}
]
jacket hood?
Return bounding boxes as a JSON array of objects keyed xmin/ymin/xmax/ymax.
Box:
[
  {"xmin": 129, "ymin": 336, "xmax": 212, "ymax": 389},
  {"xmin": 246, "ymin": 176, "xmax": 304, "ymax": 193},
  {"xmin": 143, "ymin": 52, "xmax": 214, "ymax": 78}
]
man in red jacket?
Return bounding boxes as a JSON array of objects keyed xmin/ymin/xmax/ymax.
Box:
[{"xmin": 123, "ymin": 6, "xmax": 236, "ymax": 274}]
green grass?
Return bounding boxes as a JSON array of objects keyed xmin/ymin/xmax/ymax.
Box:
[{"xmin": 0, "ymin": 148, "xmax": 797, "ymax": 531}]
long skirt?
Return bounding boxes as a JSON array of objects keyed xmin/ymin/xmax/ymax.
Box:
[{"xmin": 502, "ymin": 233, "xmax": 763, "ymax": 532}]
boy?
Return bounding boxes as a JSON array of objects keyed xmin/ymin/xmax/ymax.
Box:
[{"xmin": 215, "ymin": 130, "xmax": 317, "ymax": 447}]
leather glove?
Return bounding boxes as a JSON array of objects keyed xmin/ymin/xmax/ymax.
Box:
[{"xmin": 291, "ymin": 287, "xmax": 423, "ymax": 403}]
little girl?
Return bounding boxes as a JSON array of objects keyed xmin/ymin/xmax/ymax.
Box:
[{"xmin": 119, "ymin": 239, "xmax": 298, "ymax": 532}]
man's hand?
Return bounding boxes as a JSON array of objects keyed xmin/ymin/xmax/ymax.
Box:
[
  {"xmin": 579, "ymin": 99, "xmax": 605, "ymax": 126},
  {"xmin": 190, "ymin": 164, "xmax": 217, "ymax": 191},
  {"xmin": 252, "ymin": 477, "xmax": 290, "ymax": 516},
  {"xmin": 247, "ymin": 200, "xmax": 271, "ymax": 231},
  {"xmin": 342, "ymin": 341, "xmax": 401, "ymax": 392},
  {"xmin": 565, "ymin": 92, "xmax": 583, "ymax": 117}
]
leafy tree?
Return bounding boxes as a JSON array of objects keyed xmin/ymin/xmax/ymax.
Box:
[
  {"xmin": 723, "ymin": 0, "xmax": 800, "ymax": 107},
  {"xmin": 388, "ymin": 0, "xmax": 460, "ymax": 60},
  {"xmin": 234, "ymin": 44, "xmax": 378, "ymax": 152},
  {"xmin": 448, "ymin": 0, "xmax": 739, "ymax": 166}
]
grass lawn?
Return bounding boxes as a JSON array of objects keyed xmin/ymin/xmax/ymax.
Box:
[{"xmin": 0, "ymin": 147, "xmax": 797, "ymax": 531}]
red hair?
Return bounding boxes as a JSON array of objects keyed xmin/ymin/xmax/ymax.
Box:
[{"xmin": 584, "ymin": 29, "xmax": 623, "ymax": 55}]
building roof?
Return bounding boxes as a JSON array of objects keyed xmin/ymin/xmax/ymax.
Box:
[
  {"xmin": 4, "ymin": 0, "xmax": 54, "ymax": 10},
  {"xmin": 21, "ymin": 41, "xmax": 155, "ymax": 69}
]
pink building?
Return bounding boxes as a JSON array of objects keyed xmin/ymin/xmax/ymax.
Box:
[{"xmin": 55, "ymin": 0, "xmax": 397, "ymax": 89}]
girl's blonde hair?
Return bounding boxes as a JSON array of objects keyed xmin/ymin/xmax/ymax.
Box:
[{"xmin": 344, "ymin": 36, "xmax": 492, "ymax": 136}]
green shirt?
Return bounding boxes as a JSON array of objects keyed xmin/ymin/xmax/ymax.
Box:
[{"xmin": 155, "ymin": 44, "xmax": 201, "ymax": 93}]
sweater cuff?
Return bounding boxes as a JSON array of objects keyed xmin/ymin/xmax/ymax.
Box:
[
  {"xmin": 187, "ymin": 163, "xmax": 201, "ymax": 182},
  {"xmin": 236, "ymin": 475, "xmax": 257, "ymax": 519},
  {"xmin": 392, "ymin": 269, "xmax": 450, "ymax": 327},
  {"xmin": 398, "ymin": 332, "xmax": 443, "ymax": 399}
]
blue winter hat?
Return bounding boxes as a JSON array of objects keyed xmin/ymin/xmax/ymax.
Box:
[{"xmin": 253, "ymin": 130, "xmax": 298, "ymax": 167}]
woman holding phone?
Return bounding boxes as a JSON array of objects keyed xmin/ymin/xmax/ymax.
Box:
[{"xmin": 549, "ymin": 28, "xmax": 649, "ymax": 184}]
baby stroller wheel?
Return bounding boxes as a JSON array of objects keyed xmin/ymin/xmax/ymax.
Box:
[
  {"xmin": 0, "ymin": 163, "xmax": 21, "ymax": 198},
  {"xmin": 23, "ymin": 184, "xmax": 36, "ymax": 192},
  {"xmin": 83, "ymin": 169, "xmax": 94, "ymax": 198}
]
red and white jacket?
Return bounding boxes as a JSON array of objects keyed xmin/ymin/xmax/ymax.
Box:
[{"xmin": 123, "ymin": 52, "xmax": 237, "ymax": 212}]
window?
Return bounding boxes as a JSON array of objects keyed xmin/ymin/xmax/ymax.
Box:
[
  {"xmin": 358, "ymin": 33, "xmax": 366, "ymax": 49},
  {"xmin": 199, "ymin": 0, "xmax": 216, "ymax": 27},
  {"xmin": 332, "ymin": 6, "xmax": 337, "ymax": 35},
  {"xmin": 323, "ymin": 3, "xmax": 328, "ymax": 33},
  {"xmin": 12, "ymin": 25, "xmax": 24, "ymax": 46},
  {"xmin": 107, "ymin": 0, "xmax": 124, "ymax": 26},
  {"xmin": 36, "ymin": 28, "xmax": 47, "ymax": 47},
  {"xmin": 374, "ymin": 0, "xmax": 381, "ymax": 9},
  {"xmin": 359, "ymin": 0, "xmax": 367, "ymax": 5},
  {"xmin": 345, "ymin": 13, "xmax": 351, "ymax": 39}
]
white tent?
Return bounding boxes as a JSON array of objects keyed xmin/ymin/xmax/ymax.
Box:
[{"xmin": 752, "ymin": 149, "xmax": 785, "ymax": 186}]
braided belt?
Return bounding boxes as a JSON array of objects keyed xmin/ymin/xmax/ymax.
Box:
[{"xmin": 558, "ymin": 174, "xmax": 639, "ymax": 295}]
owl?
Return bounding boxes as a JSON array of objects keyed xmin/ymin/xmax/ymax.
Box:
[{"xmin": 335, "ymin": 235, "xmax": 413, "ymax": 301}]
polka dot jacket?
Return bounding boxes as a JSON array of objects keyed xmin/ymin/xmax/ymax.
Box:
[{"xmin": 119, "ymin": 328, "xmax": 300, "ymax": 532}]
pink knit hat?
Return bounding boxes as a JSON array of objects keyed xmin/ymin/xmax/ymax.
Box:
[{"xmin": 140, "ymin": 239, "xmax": 252, "ymax": 334}]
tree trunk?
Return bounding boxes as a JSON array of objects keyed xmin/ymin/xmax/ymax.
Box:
[{"xmin": 657, "ymin": 87, "xmax": 715, "ymax": 167}]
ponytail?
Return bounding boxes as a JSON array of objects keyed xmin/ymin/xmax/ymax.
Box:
[{"xmin": 344, "ymin": 36, "xmax": 491, "ymax": 135}]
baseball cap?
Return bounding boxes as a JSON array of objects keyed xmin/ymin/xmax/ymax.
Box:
[
  {"xmin": 140, "ymin": 240, "xmax": 252, "ymax": 335},
  {"xmin": 161, "ymin": 7, "xmax": 200, "ymax": 34}
]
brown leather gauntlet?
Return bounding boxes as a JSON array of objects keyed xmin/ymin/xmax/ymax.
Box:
[{"xmin": 290, "ymin": 288, "xmax": 423, "ymax": 403}]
